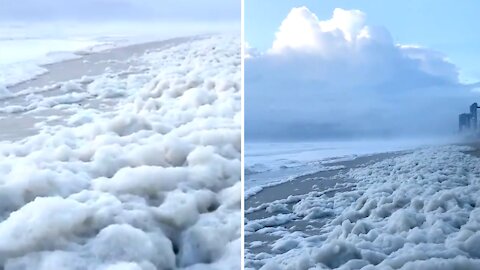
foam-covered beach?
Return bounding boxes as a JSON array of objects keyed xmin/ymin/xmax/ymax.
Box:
[
  {"xmin": 244, "ymin": 144, "xmax": 480, "ymax": 269},
  {"xmin": 0, "ymin": 35, "xmax": 241, "ymax": 269}
]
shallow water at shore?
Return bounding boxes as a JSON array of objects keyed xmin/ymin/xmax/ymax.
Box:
[{"xmin": 0, "ymin": 36, "xmax": 200, "ymax": 142}]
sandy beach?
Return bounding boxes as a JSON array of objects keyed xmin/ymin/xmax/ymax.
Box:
[
  {"xmin": 245, "ymin": 142, "xmax": 480, "ymax": 269},
  {"xmin": 0, "ymin": 36, "xmax": 200, "ymax": 141},
  {"xmin": 244, "ymin": 150, "xmax": 409, "ymax": 267},
  {"xmin": 246, "ymin": 151, "xmax": 407, "ymax": 209},
  {"xmin": 0, "ymin": 34, "xmax": 241, "ymax": 269},
  {"xmin": 7, "ymin": 36, "xmax": 197, "ymax": 92}
]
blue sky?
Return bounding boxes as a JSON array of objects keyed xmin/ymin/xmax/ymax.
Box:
[
  {"xmin": 0, "ymin": 0, "xmax": 240, "ymax": 22},
  {"xmin": 245, "ymin": 0, "xmax": 480, "ymax": 83}
]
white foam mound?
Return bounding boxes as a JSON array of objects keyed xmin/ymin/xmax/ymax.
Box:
[
  {"xmin": 247, "ymin": 145, "xmax": 480, "ymax": 269},
  {"xmin": 0, "ymin": 35, "xmax": 241, "ymax": 269}
]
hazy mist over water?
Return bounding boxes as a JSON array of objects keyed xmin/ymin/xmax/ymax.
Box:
[{"xmin": 245, "ymin": 7, "xmax": 480, "ymax": 142}]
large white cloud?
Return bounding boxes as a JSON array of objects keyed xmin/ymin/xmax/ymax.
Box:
[
  {"xmin": 245, "ymin": 7, "xmax": 477, "ymax": 140},
  {"xmin": 271, "ymin": 7, "xmax": 373, "ymax": 54}
]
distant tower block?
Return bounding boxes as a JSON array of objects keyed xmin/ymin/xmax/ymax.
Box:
[
  {"xmin": 459, "ymin": 113, "xmax": 472, "ymax": 132},
  {"xmin": 471, "ymin": 102, "xmax": 480, "ymax": 130}
]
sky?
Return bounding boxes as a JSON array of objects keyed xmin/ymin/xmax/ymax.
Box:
[
  {"xmin": 245, "ymin": 0, "xmax": 480, "ymax": 83},
  {"xmin": 0, "ymin": 0, "xmax": 240, "ymax": 22},
  {"xmin": 245, "ymin": 1, "xmax": 480, "ymax": 141}
]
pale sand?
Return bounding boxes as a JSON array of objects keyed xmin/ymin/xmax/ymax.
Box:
[
  {"xmin": 244, "ymin": 151, "xmax": 409, "ymax": 263},
  {"xmin": 0, "ymin": 36, "xmax": 200, "ymax": 141}
]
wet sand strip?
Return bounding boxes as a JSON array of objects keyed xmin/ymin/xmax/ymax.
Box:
[
  {"xmin": 246, "ymin": 151, "xmax": 408, "ymax": 210},
  {"xmin": 244, "ymin": 150, "xmax": 410, "ymax": 263},
  {"xmin": 7, "ymin": 36, "xmax": 201, "ymax": 93},
  {"xmin": 0, "ymin": 36, "xmax": 201, "ymax": 142}
]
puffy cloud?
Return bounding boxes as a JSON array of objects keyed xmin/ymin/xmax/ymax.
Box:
[
  {"xmin": 244, "ymin": 42, "xmax": 259, "ymax": 59},
  {"xmin": 271, "ymin": 7, "xmax": 373, "ymax": 54},
  {"xmin": 245, "ymin": 7, "xmax": 478, "ymax": 140}
]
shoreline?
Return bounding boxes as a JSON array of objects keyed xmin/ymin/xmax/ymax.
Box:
[
  {"xmin": 245, "ymin": 137, "xmax": 470, "ymax": 206},
  {"xmin": 244, "ymin": 149, "xmax": 410, "ymax": 268},
  {"xmin": 0, "ymin": 35, "xmax": 202, "ymax": 142},
  {"xmin": 7, "ymin": 35, "xmax": 201, "ymax": 93},
  {"xmin": 245, "ymin": 141, "xmax": 479, "ymax": 269},
  {"xmin": 245, "ymin": 150, "xmax": 410, "ymax": 210}
]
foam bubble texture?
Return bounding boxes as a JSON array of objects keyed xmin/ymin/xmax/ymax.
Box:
[{"xmin": 0, "ymin": 35, "xmax": 241, "ymax": 270}]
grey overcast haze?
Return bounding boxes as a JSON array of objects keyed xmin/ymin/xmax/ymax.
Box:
[
  {"xmin": 245, "ymin": 6, "xmax": 480, "ymax": 140},
  {"xmin": 0, "ymin": 0, "xmax": 240, "ymax": 22}
]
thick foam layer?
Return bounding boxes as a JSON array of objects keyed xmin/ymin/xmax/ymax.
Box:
[
  {"xmin": 246, "ymin": 145, "xmax": 480, "ymax": 269},
  {"xmin": 0, "ymin": 35, "xmax": 241, "ymax": 269}
]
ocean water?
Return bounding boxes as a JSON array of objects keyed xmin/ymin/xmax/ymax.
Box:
[
  {"xmin": 245, "ymin": 138, "xmax": 454, "ymax": 197},
  {"xmin": 0, "ymin": 25, "xmax": 121, "ymax": 91},
  {"xmin": 0, "ymin": 22, "xmax": 238, "ymax": 90}
]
